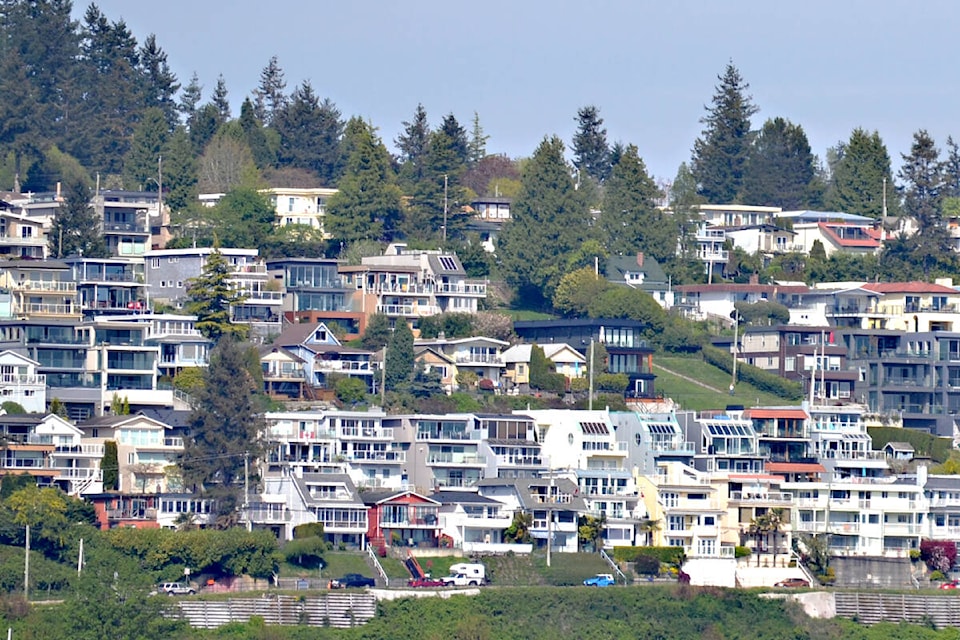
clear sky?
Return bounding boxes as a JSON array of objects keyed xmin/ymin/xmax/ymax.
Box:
[{"xmin": 75, "ymin": 0, "xmax": 960, "ymax": 184}]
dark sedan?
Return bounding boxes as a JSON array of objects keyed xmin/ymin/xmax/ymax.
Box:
[{"xmin": 329, "ymin": 573, "xmax": 376, "ymax": 589}]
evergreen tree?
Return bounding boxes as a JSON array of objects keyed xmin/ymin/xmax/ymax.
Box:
[
  {"xmin": 137, "ymin": 34, "xmax": 180, "ymax": 127},
  {"xmin": 396, "ymin": 103, "xmax": 431, "ymax": 187},
  {"xmin": 189, "ymin": 103, "xmax": 222, "ymax": 154},
  {"xmin": 180, "ymin": 337, "xmax": 265, "ymax": 518},
  {"xmin": 600, "ymin": 144, "xmax": 668, "ymax": 259},
  {"xmin": 898, "ymin": 129, "xmax": 951, "ymax": 277},
  {"xmin": 273, "ymin": 82, "xmax": 343, "ymax": 185},
  {"xmin": 740, "ymin": 117, "xmax": 817, "ymax": 208},
  {"xmin": 252, "ymin": 55, "xmax": 287, "ymax": 126},
  {"xmin": 49, "ymin": 179, "xmax": 108, "ymax": 258},
  {"xmin": 211, "ymin": 74, "xmax": 231, "ymax": 121},
  {"xmin": 213, "ymin": 186, "xmax": 276, "ymax": 249},
  {"xmin": 384, "ymin": 320, "xmax": 414, "ymax": 392},
  {"xmin": 944, "ymin": 136, "xmax": 960, "ymax": 198},
  {"xmin": 439, "ymin": 113, "xmax": 469, "ymax": 168},
  {"xmin": 160, "ymin": 126, "xmax": 198, "ymax": 213},
  {"xmin": 406, "ymin": 129, "xmax": 469, "ymax": 242},
  {"xmin": 178, "ymin": 72, "xmax": 203, "ymax": 128},
  {"xmin": 825, "ymin": 128, "xmax": 899, "ymax": 218},
  {"xmin": 691, "ymin": 62, "xmax": 758, "ymax": 203},
  {"xmin": 498, "ymin": 136, "xmax": 590, "ymax": 307},
  {"xmin": 239, "ymin": 98, "xmax": 275, "ymax": 168},
  {"xmin": 467, "ymin": 111, "xmax": 489, "ymax": 167},
  {"xmin": 185, "ymin": 247, "xmax": 248, "ymax": 341},
  {"xmin": 326, "ymin": 118, "xmax": 404, "ymax": 243},
  {"xmin": 361, "ymin": 313, "xmax": 392, "ymax": 351},
  {"xmin": 572, "ymin": 105, "xmax": 611, "ymax": 183},
  {"xmin": 122, "ymin": 107, "xmax": 167, "ymax": 190},
  {"xmin": 666, "ymin": 162, "xmax": 707, "ymax": 285},
  {"xmin": 101, "ymin": 441, "xmax": 118, "ymax": 491}
]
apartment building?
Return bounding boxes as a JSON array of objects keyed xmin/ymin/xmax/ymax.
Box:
[
  {"xmin": 64, "ymin": 257, "xmax": 145, "ymax": 318},
  {"xmin": 265, "ymin": 187, "xmax": 337, "ymax": 232}
]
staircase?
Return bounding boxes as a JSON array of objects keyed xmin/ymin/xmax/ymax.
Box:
[
  {"xmin": 176, "ymin": 594, "xmax": 376, "ymax": 629},
  {"xmin": 405, "ymin": 551, "xmax": 425, "ymax": 579}
]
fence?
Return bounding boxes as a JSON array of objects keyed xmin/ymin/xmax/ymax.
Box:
[{"xmin": 175, "ymin": 593, "xmax": 376, "ymax": 629}]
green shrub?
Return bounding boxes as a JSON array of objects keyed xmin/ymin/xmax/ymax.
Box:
[
  {"xmin": 702, "ymin": 345, "xmax": 802, "ymax": 399},
  {"xmin": 293, "ymin": 522, "xmax": 325, "ymax": 539},
  {"xmin": 569, "ymin": 377, "xmax": 589, "ymax": 392},
  {"xmin": 735, "ymin": 545, "xmax": 752, "ymax": 558},
  {"xmin": 612, "ymin": 546, "xmax": 685, "ymax": 565},
  {"xmin": 595, "ymin": 373, "xmax": 629, "ymax": 394},
  {"xmin": 283, "ymin": 537, "xmax": 328, "ymax": 569}
]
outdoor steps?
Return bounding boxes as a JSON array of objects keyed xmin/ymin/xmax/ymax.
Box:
[{"xmin": 176, "ymin": 593, "xmax": 377, "ymax": 629}]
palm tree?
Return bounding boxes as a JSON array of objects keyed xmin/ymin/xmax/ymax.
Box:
[
  {"xmin": 639, "ymin": 518, "xmax": 661, "ymax": 547},
  {"xmin": 749, "ymin": 515, "xmax": 770, "ymax": 567},
  {"xmin": 765, "ymin": 508, "xmax": 785, "ymax": 567}
]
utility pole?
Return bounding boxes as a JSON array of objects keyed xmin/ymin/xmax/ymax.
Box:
[
  {"xmin": 546, "ymin": 468, "xmax": 555, "ymax": 567},
  {"xmin": 380, "ymin": 347, "xmax": 387, "ymax": 406},
  {"xmin": 730, "ymin": 311, "xmax": 739, "ymax": 395},
  {"xmin": 442, "ymin": 174, "xmax": 448, "ymax": 244},
  {"xmin": 157, "ymin": 155, "xmax": 163, "ymax": 223},
  {"xmin": 23, "ymin": 524, "xmax": 29, "ymax": 600},
  {"xmin": 588, "ymin": 339, "xmax": 595, "ymax": 411},
  {"xmin": 244, "ymin": 451, "xmax": 250, "ymax": 531}
]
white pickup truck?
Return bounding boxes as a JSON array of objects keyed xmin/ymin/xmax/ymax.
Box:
[{"xmin": 441, "ymin": 563, "xmax": 486, "ymax": 587}]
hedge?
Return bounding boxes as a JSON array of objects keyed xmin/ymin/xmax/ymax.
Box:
[
  {"xmin": 701, "ymin": 345, "xmax": 802, "ymax": 400},
  {"xmin": 612, "ymin": 546, "xmax": 685, "ymax": 565}
]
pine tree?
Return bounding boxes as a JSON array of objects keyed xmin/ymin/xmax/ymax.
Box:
[
  {"xmin": 326, "ymin": 118, "xmax": 404, "ymax": 243},
  {"xmin": 825, "ymin": 128, "xmax": 899, "ymax": 218},
  {"xmin": 252, "ymin": 55, "xmax": 287, "ymax": 126},
  {"xmin": 49, "ymin": 179, "xmax": 109, "ymax": 258},
  {"xmin": 600, "ymin": 144, "xmax": 668, "ymax": 259},
  {"xmin": 439, "ymin": 114, "xmax": 469, "ymax": 168},
  {"xmin": 405, "ymin": 129, "xmax": 470, "ymax": 243},
  {"xmin": 185, "ymin": 247, "xmax": 248, "ymax": 341},
  {"xmin": 498, "ymin": 136, "xmax": 589, "ymax": 307},
  {"xmin": 691, "ymin": 62, "xmax": 758, "ymax": 203},
  {"xmin": 572, "ymin": 106, "xmax": 611, "ymax": 183},
  {"xmin": 467, "ymin": 112, "xmax": 489, "ymax": 167},
  {"xmin": 180, "ymin": 337, "xmax": 265, "ymax": 518},
  {"xmin": 361, "ymin": 313, "xmax": 392, "ymax": 351},
  {"xmin": 159, "ymin": 126, "xmax": 198, "ymax": 213},
  {"xmin": 123, "ymin": 107, "xmax": 167, "ymax": 190},
  {"xmin": 273, "ymin": 82, "xmax": 344, "ymax": 185},
  {"xmin": 137, "ymin": 34, "xmax": 180, "ymax": 127},
  {"xmin": 898, "ymin": 130, "xmax": 951, "ymax": 278},
  {"xmin": 740, "ymin": 117, "xmax": 817, "ymax": 208},
  {"xmin": 384, "ymin": 320, "xmax": 414, "ymax": 392},
  {"xmin": 944, "ymin": 136, "xmax": 960, "ymax": 198},
  {"xmin": 178, "ymin": 72, "xmax": 203, "ymax": 128},
  {"xmin": 396, "ymin": 104, "xmax": 431, "ymax": 187},
  {"xmin": 239, "ymin": 98, "xmax": 275, "ymax": 168},
  {"xmin": 212, "ymin": 74, "xmax": 231, "ymax": 121}
]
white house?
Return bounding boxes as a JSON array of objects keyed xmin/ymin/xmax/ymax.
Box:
[{"xmin": 0, "ymin": 350, "xmax": 46, "ymax": 413}]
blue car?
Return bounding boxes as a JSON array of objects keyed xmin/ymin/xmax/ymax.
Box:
[{"xmin": 583, "ymin": 573, "xmax": 616, "ymax": 587}]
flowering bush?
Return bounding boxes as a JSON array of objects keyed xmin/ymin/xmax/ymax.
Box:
[{"xmin": 920, "ymin": 539, "xmax": 957, "ymax": 573}]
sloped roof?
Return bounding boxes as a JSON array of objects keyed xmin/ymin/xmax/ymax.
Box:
[
  {"xmin": 883, "ymin": 442, "xmax": 915, "ymax": 452},
  {"xmin": 744, "ymin": 408, "xmax": 808, "ymax": 420},
  {"xmin": 541, "ymin": 343, "xmax": 585, "ymax": 363},
  {"xmin": 818, "ymin": 223, "xmax": 881, "ymax": 248},
  {"xmin": 428, "ymin": 491, "xmax": 503, "ymax": 506},
  {"xmin": 674, "ymin": 283, "xmax": 809, "ymax": 294},
  {"xmin": 862, "ymin": 281, "xmax": 958, "ymax": 294},
  {"xmin": 605, "ymin": 253, "xmax": 669, "ymax": 286},
  {"xmin": 272, "ymin": 322, "xmax": 340, "ymax": 348},
  {"xmin": 500, "ymin": 344, "xmax": 532, "ymax": 364}
]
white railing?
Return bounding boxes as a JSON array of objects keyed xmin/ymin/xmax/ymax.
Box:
[
  {"xmin": 53, "ymin": 443, "xmax": 105, "ymax": 456},
  {"xmin": 14, "ymin": 280, "xmax": 76, "ymax": 292},
  {"xmin": 729, "ymin": 491, "xmax": 793, "ymax": 504},
  {"xmin": 366, "ymin": 546, "xmax": 388, "ymax": 587},
  {"xmin": 340, "ymin": 427, "xmax": 394, "ymax": 439},
  {"xmin": 376, "ymin": 304, "xmax": 442, "ymax": 317},
  {"xmin": 599, "ymin": 548, "xmax": 628, "ymax": 583},
  {"xmin": 346, "ymin": 450, "xmax": 405, "ymax": 463},
  {"xmin": 436, "ymin": 283, "xmax": 487, "ymax": 295},
  {"xmin": 0, "ymin": 373, "xmax": 45, "ymax": 385},
  {"xmin": 22, "ymin": 302, "xmax": 78, "ymax": 315},
  {"xmin": 427, "ymin": 452, "xmax": 485, "ymax": 465},
  {"xmin": 314, "ymin": 361, "xmax": 371, "ymax": 373},
  {"xmin": 454, "ymin": 354, "xmax": 502, "ymax": 365}
]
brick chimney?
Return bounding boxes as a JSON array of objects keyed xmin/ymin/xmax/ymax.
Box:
[{"xmin": 636, "ymin": 252, "xmax": 644, "ymax": 267}]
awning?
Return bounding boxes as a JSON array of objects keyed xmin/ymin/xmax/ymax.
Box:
[
  {"xmin": 765, "ymin": 462, "xmax": 826, "ymax": 474},
  {"xmin": 745, "ymin": 409, "xmax": 809, "ymax": 419}
]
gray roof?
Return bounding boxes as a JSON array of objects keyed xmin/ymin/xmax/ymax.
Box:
[
  {"xmin": 426, "ymin": 253, "xmax": 466, "ymax": 276},
  {"xmin": 293, "ymin": 473, "xmax": 364, "ymax": 507},
  {"xmin": 884, "ymin": 442, "xmax": 915, "ymax": 452},
  {"xmin": 476, "ymin": 476, "xmax": 587, "ymax": 511},
  {"xmin": 428, "ymin": 491, "xmax": 503, "ymax": 506}
]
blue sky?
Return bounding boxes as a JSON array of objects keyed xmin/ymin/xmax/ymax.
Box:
[{"xmin": 77, "ymin": 0, "xmax": 960, "ymax": 183}]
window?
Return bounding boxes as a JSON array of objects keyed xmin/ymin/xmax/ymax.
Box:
[
  {"xmin": 167, "ymin": 257, "xmax": 178, "ymax": 264},
  {"xmin": 151, "ymin": 258, "xmax": 160, "ymax": 269},
  {"xmin": 288, "ymin": 197, "xmax": 295, "ymax": 212},
  {"xmin": 20, "ymin": 227, "xmax": 32, "ymax": 238}
]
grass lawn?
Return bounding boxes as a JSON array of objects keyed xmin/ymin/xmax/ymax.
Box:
[
  {"xmin": 502, "ymin": 309, "xmax": 556, "ymax": 321},
  {"xmin": 656, "ymin": 355, "xmax": 796, "ymax": 411},
  {"xmin": 316, "ymin": 551, "xmax": 375, "ymax": 580}
]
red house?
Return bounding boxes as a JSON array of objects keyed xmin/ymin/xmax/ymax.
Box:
[
  {"xmin": 362, "ymin": 490, "xmax": 441, "ymax": 549},
  {"xmin": 86, "ymin": 493, "xmax": 162, "ymax": 530}
]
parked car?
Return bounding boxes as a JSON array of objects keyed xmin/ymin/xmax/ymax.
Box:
[
  {"xmin": 939, "ymin": 580, "xmax": 960, "ymax": 590},
  {"xmin": 408, "ymin": 577, "xmax": 446, "ymax": 588},
  {"xmin": 158, "ymin": 582, "xmax": 195, "ymax": 596},
  {"xmin": 774, "ymin": 578, "xmax": 810, "ymax": 588},
  {"xmin": 583, "ymin": 573, "xmax": 617, "ymax": 587},
  {"xmin": 329, "ymin": 574, "xmax": 376, "ymax": 589},
  {"xmin": 440, "ymin": 563, "xmax": 486, "ymax": 587}
]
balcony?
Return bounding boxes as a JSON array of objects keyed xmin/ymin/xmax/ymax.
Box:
[
  {"xmin": 495, "ymin": 455, "xmax": 543, "ymax": 467},
  {"xmin": 263, "ymin": 369, "xmax": 305, "ymax": 380},
  {"xmin": 436, "ymin": 282, "xmax": 487, "ymax": 296},
  {"xmin": 14, "ymin": 280, "xmax": 76, "ymax": 292},
  {"xmin": 883, "ymin": 523, "xmax": 921, "ymax": 536},
  {"xmin": 52, "ymin": 467, "xmax": 101, "ymax": 480},
  {"xmin": 0, "ymin": 234, "xmax": 44, "ymax": 246},
  {"xmin": 374, "ymin": 283, "xmax": 434, "ymax": 295},
  {"xmin": 237, "ymin": 289, "xmax": 284, "ymax": 302},
  {"xmin": 230, "ymin": 264, "xmax": 268, "ymax": 275},
  {"xmin": 314, "ymin": 360, "xmax": 371, "ymax": 373},
  {"xmin": 103, "ymin": 222, "xmax": 148, "ymax": 233},
  {"xmin": 454, "ymin": 353, "xmax": 502, "ymax": 365},
  {"xmin": 0, "ymin": 374, "xmax": 45, "ymax": 386},
  {"xmin": 376, "ymin": 303, "xmax": 442, "ymax": 317},
  {"xmin": 339, "ymin": 426, "xmax": 393, "ymax": 440},
  {"xmin": 22, "ymin": 302, "xmax": 79, "ymax": 317},
  {"xmin": 649, "ymin": 440, "xmax": 695, "ymax": 455},
  {"xmin": 729, "ymin": 491, "xmax": 793, "ymax": 505},
  {"xmin": 426, "ymin": 452, "xmax": 486, "ymax": 465},
  {"xmin": 52, "ymin": 443, "xmax": 105, "ymax": 457},
  {"xmin": 106, "ymin": 508, "xmax": 157, "ymax": 520},
  {"xmin": 345, "ymin": 450, "xmax": 405, "ymax": 463},
  {"xmin": 147, "ymin": 327, "xmax": 204, "ymax": 340}
]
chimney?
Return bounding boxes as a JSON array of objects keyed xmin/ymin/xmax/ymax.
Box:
[
  {"xmin": 636, "ymin": 252, "xmax": 644, "ymax": 267},
  {"xmin": 749, "ymin": 273, "xmax": 759, "ymax": 286}
]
